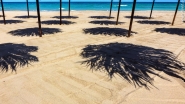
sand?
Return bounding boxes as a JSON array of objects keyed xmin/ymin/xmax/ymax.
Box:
[{"xmin": 0, "ymin": 10, "xmax": 185, "ymax": 104}]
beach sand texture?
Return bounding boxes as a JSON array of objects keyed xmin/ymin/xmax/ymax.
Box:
[{"xmin": 0, "ymin": 11, "xmax": 185, "ymax": 104}]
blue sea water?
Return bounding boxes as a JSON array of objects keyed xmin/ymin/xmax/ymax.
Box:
[{"xmin": 0, "ymin": 2, "xmax": 184, "ymax": 11}]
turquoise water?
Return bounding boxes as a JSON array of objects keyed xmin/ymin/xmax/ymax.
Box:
[{"xmin": 0, "ymin": 2, "xmax": 184, "ymax": 11}]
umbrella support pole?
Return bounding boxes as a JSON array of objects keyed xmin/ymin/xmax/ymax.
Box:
[
  {"xmin": 109, "ymin": 0, "xmax": 113, "ymax": 19},
  {"xmin": 172, "ymin": 0, "xmax": 180, "ymax": 25},
  {"xmin": 182, "ymin": 0, "xmax": 185, "ymax": 22},
  {"xmin": 116, "ymin": 0, "xmax": 121, "ymax": 25},
  {"xmin": 128, "ymin": 0, "xmax": 136, "ymax": 37},
  {"xmin": 36, "ymin": 0, "xmax": 42, "ymax": 37},
  {"xmin": 1, "ymin": 0, "xmax": 6, "ymax": 24}
]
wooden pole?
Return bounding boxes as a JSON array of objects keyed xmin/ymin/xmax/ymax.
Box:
[
  {"xmin": 172, "ymin": 0, "xmax": 180, "ymax": 25},
  {"xmin": 116, "ymin": 0, "xmax": 121, "ymax": 25},
  {"xmin": 68, "ymin": 0, "xmax": 70, "ymax": 16},
  {"xmin": 1, "ymin": 0, "xmax": 6, "ymax": 24},
  {"xmin": 60, "ymin": 0, "xmax": 62, "ymax": 25},
  {"xmin": 26, "ymin": 0, "xmax": 29, "ymax": 18},
  {"xmin": 149, "ymin": 0, "xmax": 155, "ymax": 19},
  {"xmin": 128, "ymin": 0, "xmax": 136, "ymax": 37},
  {"xmin": 36, "ymin": 0, "xmax": 42, "ymax": 37},
  {"xmin": 109, "ymin": 0, "xmax": 113, "ymax": 18}
]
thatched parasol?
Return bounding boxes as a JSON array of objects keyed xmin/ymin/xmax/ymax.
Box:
[
  {"xmin": 1, "ymin": 0, "xmax": 6, "ymax": 24},
  {"xmin": 128, "ymin": 0, "xmax": 136, "ymax": 37},
  {"xmin": 36, "ymin": 0, "xmax": 42, "ymax": 37}
]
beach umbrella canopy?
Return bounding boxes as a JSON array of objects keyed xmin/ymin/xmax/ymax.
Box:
[
  {"xmin": 172, "ymin": 0, "xmax": 181, "ymax": 25},
  {"xmin": 149, "ymin": 0, "xmax": 155, "ymax": 19},
  {"xmin": 116, "ymin": 0, "xmax": 121, "ymax": 25},
  {"xmin": 26, "ymin": 0, "xmax": 29, "ymax": 18},
  {"xmin": 36, "ymin": 0, "xmax": 42, "ymax": 37},
  {"xmin": 109, "ymin": 0, "xmax": 113, "ymax": 18},
  {"xmin": 1, "ymin": 0, "xmax": 6, "ymax": 24},
  {"xmin": 128, "ymin": 0, "xmax": 137, "ymax": 37}
]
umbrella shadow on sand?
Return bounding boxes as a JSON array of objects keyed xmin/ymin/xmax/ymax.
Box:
[
  {"xmin": 52, "ymin": 16, "xmax": 79, "ymax": 19},
  {"xmin": 8, "ymin": 27, "xmax": 62, "ymax": 36},
  {"xmin": 89, "ymin": 20, "xmax": 124, "ymax": 25},
  {"xmin": 41, "ymin": 20, "xmax": 76, "ymax": 25},
  {"xmin": 154, "ymin": 28, "xmax": 185, "ymax": 36},
  {"xmin": 0, "ymin": 20, "xmax": 25, "ymax": 24},
  {"xmin": 83, "ymin": 27, "xmax": 137, "ymax": 37},
  {"xmin": 89, "ymin": 16, "xmax": 114, "ymax": 19},
  {"xmin": 125, "ymin": 15, "xmax": 152, "ymax": 19},
  {"xmin": 136, "ymin": 20, "xmax": 171, "ymax": 25},
  {"xmin": 14, "ymin": 15, "xmax": 38, "ymax": 18},
  {"xmin": 80, "ymin": 43, "xmax": 185, "ymax": 89},
  {"xmin": 0, "ymin": 43, "xmax": 38, "ymax": 72}
]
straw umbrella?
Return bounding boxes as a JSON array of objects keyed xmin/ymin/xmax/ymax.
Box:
[
  {"xmin": 60, "ymin": 0, "xmax": 62, "ymax": 25},
  {"xmin": 109, "ymin": 0, "xmax": 113, "ymax": 18},
  {"xmin": 128, "ymin": 0, "xmax": 136, "ymax": 37},
  {"xmin": 26, "ymin": 0, "xmax": 29, "ymax": 18},
  {"xmin": 116, "ymin": 0, "xmax": 121, "ymax": 25},
  {"xmin": 68, "ymin": 0, "xmax": 70, "ymax": 16},
  {"xmin": 36, "ymin": 0, "xmax": 42, "ymax": 37},
  {"xmin": 149, "ymin": 0, "xmax": 155, "ymax": 19},
  {"xmin": 172, "ymin": 0, "xmax": 180, "ymax": 25},
  {"xmin": 1, "ymin": 0, "xmax": 6, "ymax": 24}
]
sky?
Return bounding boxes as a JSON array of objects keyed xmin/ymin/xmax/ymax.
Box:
[{"xmin": 2, "ymin": 0, "xmax": 179, "ymax": 2}]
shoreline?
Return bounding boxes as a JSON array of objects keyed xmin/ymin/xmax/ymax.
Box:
[
  {"xmin": 3, "ymin": 10, "xmax": 181, "ymax": 12},
  {"xmin": 2, "ymin": 10, "xmax": 178, "ymax": 13}
]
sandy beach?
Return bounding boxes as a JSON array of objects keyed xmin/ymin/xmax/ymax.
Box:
[{"xmin": 0, "ymin": 10, "xmax": 185, "ymax": 104}]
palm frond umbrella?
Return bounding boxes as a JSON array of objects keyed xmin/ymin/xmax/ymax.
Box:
[
  {"xmin": 26, "ymin": 0, "xmax": 29, "ymax": 18},
  {"xmin": 149, "ymin": 0, "xmax": 155, "ymax": 19},
  {"xmin": 109, "ymin": 0, "xmax": 113, "ymax": 18},
  {"xmin": 60, "ymin": 0, "xmax": 62, "ymax": 25},
  {"xmin": 68, "ymin": 0, "xmax": 70, "ymax": 16},
  {"xmin": 116, "ymin": 0, "xmax": 121, "ymax": 25},
  {"xmin": 172, "ymin": 0, "xmax": 180, "ymax": 25},
  {"xmin": 1, "ymin": 0, "xmax": 6, "ymax": 24},
  {"xmin": 36, "ymin": 0, "xmax": 42, "ymax": 37},
  {"xmin": 128, "ymin": 0, "xmax": 136, "ymax": 37}
]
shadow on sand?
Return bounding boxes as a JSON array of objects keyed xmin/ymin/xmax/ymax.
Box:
[
  {"xmin": 83, "ymin": 27, "xmax": 136, "ymax": 36},
  {"xmin": 8, "ymin": 27, "xmax": 62, "ymax": 36},
  {"xmin": 89, "ymin": 20, "xmax": 124, "ymax": 25},
  {"xmin": 137, "ymin": 20, "xmax": 171, "ymax": 25},
  {"xmin": 89, "ymin": 16, "xmax": 114, "ymax": 19},
  {"xmin": 41, "ymin": 20, "xmax": 75, "ymax": 25},
  {"xmin": 14, "ymin": 15, "xmax": 38, "ymax": 18},
  {"xmin": 52, "ymin": 16, "xmax": 79, "ymax": 19},
  {"xmin": 125, "ymin": 15, "xmax": 151, "ymax": 19},
  {"xmin": 0, "ymin": 20, "xmax": 25, "ymax": 24},
  {"xmin": 154, "ymin": 28, "xmax": 185, "ymax": 36},
  {"xmin": 0, "ymin": 43, "xmax": 38, "ymax": 72},
  {"xmin": 80, "ymin": 43, "xmax": 185, "ymax": 88}
]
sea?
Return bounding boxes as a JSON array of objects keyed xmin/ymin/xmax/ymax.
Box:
[{"xmin": 0, "ymin": 2, "xmax": 184, "ymax": 11}]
